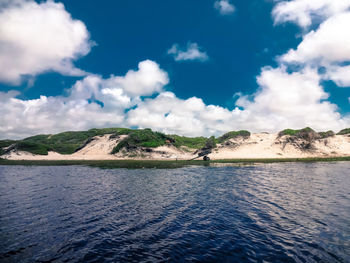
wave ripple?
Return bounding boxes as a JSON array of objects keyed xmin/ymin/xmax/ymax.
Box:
[{"xmin": 0, "ymin": 163, "xmax": 349, "ymax": 262}]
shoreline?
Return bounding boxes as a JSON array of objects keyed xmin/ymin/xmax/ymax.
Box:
[{"xmin": 1, "ymin": 156, "xmax": 350, "ymax": 169}]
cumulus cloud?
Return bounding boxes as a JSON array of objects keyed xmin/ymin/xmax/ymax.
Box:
[
  {"xmin": 0, "ymin": 60, "xmax": 168, "ymax": 139},
  {"xmin": 1, "ymin": 0, "xmax": 350, "ymax": 139},
  {"xmin": 167, "ymin": 42, "xmax": 209, "ymax": 62},
  {"xmin": 278, "ymin": 10, "xmax": 350, "ymax": 88},
  {"xmin": 127, "ymin": 67, "xmax": 349, "ymax": 136},
  {"xmin": 281, "ymin": 12, "xmax": 350, "ymax": 65},
  {"xmin": 272, "ymin": 0, "xmax": 350, "ymax": 28},
  {"xmin": 214, "ymin": 0, "xmax": 235, "ymax": 15},
  {"xmin": 326, "ymin": 65, "xmax": 350, "ymax": 87},
  {"xmin": 0, "ymin": 0, "xmax": 92, "ymax": 85},
  {"xmin": 235, "ymin": 67, "xmax": 348, "ymax": 131},
  {"xmin": 1, "ymin": 60, "xmax": 349, "ymax": 139},
  {"xmin": 126, "ymin": 92, "xmax": 236, "ymax": 136},
  {"xmin": 108, "ymin": 60, "xmax": 169, "ymax": 97}
]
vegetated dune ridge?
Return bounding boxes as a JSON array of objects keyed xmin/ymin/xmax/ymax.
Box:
[{"xmin": 1, "ymin": 128, "xmax": 350, "ymax": 160}]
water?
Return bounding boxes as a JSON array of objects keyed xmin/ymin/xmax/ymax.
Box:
[{"xmin": 0, "ymin": 163, "xmax": 349, "ymax": 263}]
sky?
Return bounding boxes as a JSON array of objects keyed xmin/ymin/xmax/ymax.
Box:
[{"xmin": 0, "ymin": 0, "xmax": 350, "ymax": 139}]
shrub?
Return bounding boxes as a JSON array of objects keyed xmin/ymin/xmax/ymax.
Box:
[
  {"xmin": 112, "ymin": 129, "xmax": 172, "ymax": 154},
  {"xmin": 169, "ymin": 135, "xmax": 207, "ymax": 149},
  {"xmin": 337, "ymin": 128, "xmax": 350, "ymax": 135},
  {"xmin": 0, "ymin": 140, "xmax": 16, "ymax": 155},
  {"xmin": 318, "ymin": 130, "xmax": 335, "ymax": 139},
  {"xmin": 0, "ymin": 140, "xmax": 16, "ymax": 148},
  {"xmin": 217, "ymin": 130, "xmax": 250, "ymax": 143},
  {"xmin": 278, "ymin": 127, "xmax": 315, "ymax": 137},
  {"xmin": 16, "ymin": 141, "xmax": 49, "ymax": 155},
  {"xmin": 205, "ymin": 136, "xmax": 217, "ymax": 149}
]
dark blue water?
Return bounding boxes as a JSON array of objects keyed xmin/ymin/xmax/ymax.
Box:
[{"xmin": 0, "ymin": 163, "xmax": 349, "ymax": 263}]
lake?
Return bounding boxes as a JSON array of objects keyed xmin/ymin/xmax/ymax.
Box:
[{"xmin": 0, "ymin": 163, "xmax": 349, "ymax": 262}]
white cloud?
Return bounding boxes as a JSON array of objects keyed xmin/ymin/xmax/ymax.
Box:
[
  {"xmin": 281, "ymin": 12, "xmax": 350, "ymax": 65},
  {"xmin": 127, "ymin": 67, "xmax": 349, "ymax": 136},
  {"xmin": 272, "ymin": 0, "xmax": 350, "ymax": 28},
  {"xmin": 272, "ymin": 2, "xmax": 350, "ymax": 126},
  {"xmin": 167, "ymin": 42, "xmax": 209, "ymax": 62},
  {"xmin": 126, "ymin": 92, "xmax": 235, "ymax": 136},
  {"xmin": 1, "ymin": 0, "xmax": 350, "ymax": 140},
  {"xmin": 214, "ymin": 0, "xmax": 235, "ymax": 15},
  {"xmin": 0, "ymin": 91, "xmax": 126, "ymax": 139},
  {"xmin": 0, "ymin": 60, "xmax": 168, "ymax": 139},
  {"xmin": 107, "ymin": 60, "xmax": 169, "ymax": 97},
  {"xmin": 326, "ymin": 65, "xmax": 350, "ymax": 87},
  {"xmin": 2, "ymin": 61, "xmax": 349, "ymax": 139},
  {"xmin": 279, "ymin": 11, "xmax": 350, "ymax": 88},
  {"xmin": 0, "ymin": 0, "xmax": 92, "ymax": 85},
  {"xmin": 235, "ymin": 67, "xmax": 348, "ymax": 131}
]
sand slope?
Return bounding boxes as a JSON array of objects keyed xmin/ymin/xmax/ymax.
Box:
[{"xmin": 210, "ymin": 133, "xmax": 350, "ymax": 159}]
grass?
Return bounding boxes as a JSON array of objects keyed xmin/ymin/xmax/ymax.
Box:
[
  {"xmin": 169, "ymin": 135, "xmax": 207, "ymax": 149},
  {"xmin": 337, "ymin": 128, "xmax": 350, "ymax": 135},
  {"xmin": 1, "ymin": 157, "xmax": 349, "ymax": 169},
  {"xmin": 217, "ymin": 130, "xmax": 250, "ymax": 143}
]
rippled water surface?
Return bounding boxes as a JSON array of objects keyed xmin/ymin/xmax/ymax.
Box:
[{"xmin": 0, "ymin": 163, "xmax": 350, "ymax": 262}]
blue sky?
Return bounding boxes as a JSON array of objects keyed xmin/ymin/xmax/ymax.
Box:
[{"xmin": 0, "ymin": 0, "xmax": 350, "ymax": 139}]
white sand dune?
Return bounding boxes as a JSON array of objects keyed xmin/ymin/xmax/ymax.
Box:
[
  {"xmin": 3, "ymin": 133, "xmax": 350, "ymax": 161},
  {"xmin": 210, "ymin": 133, "xmax": 350, "ymax": 159}
]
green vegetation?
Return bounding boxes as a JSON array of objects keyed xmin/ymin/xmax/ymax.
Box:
[
  {"xmin": 278, "ymin": 127, "xmax": 315, "ymax": 137},
  {"xmin": 205, "ymin": 136, "xmax": 217, "ymax": 149},
  {"xmin": 217, "ymin": 130, "xmax": 250, "ymax": 143},
  {"xmin": 0, "ymin": 127, "xmax": 211, "ymax": 156},
  {"xmin": 0, "ymin": 140, "xmax": 16, "ymax": 148},
  {"xmin": 111, "ymin": 129, "xmax": 173, "ymax": 154},
  {"xmin": 169, "ymin": 135, "xmax": 207, "ymax": 149},
  {"xmin": 2, "ymin": 125, "xmax": 348, "ymax": 157},
  {"xmin": 1, "ymin": 128, "xmax": 133, "ymax": 156},
  {"xmin": 337, "ymin": 128, "xmax": 350, "ymax": 135},
  {"xmin": 1, "ymin": 157, "xmax": 350, "ymax": 169},
  {"xmin": 279, "ymin": 128, "xmax": 337, "ymax": 139},
  {"xmin": 16, "ymin": 141, "xmax": 49, "ymax": 155},
  {"xmin": 0, "ymin": 140, "xmax": 16, "ymax": 155},
  {"xmin": 318, "ymin": 130, "xmax": 335, "ymax": 139}
]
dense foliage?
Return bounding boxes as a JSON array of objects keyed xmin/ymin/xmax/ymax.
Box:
[
  {"xmin": 111, "ymin": 129, "xmax": 173, "ymax": 153},
  {"xmin": 168, "ymin": 135, "xmax": 207, "ymax": 149},
  {"xmin": 205, "ymin": 136, "xmax": 217, "ymax": 149},
  {"xmin": 279, "ymin": 128, "xmax": 337, "ymax": 139},
  {"xmin": 337, "ymin": 128, "xmax": 350, "ymax": 135},
  {"xmin": 278, "ymin": 127, "xmax": 315, "ymax": 137},
  {"xmin": 318, "ymin": 130, "xmax": 335, "ymax": 138},
  {"xmin": 217, "ymin": 130, "xmax": 251, "ymax": 143},
  {"xmin": 0, "ymin": 140, "xmax": 16, "ymax": 155},
  {"xmin": 16, "ymin": 141, "xmax": 49, "ymax": 155}
]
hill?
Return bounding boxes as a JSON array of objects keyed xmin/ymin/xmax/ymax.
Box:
[{"xmin": 1, "ymin": 127, "xmax": 350, "ymax": 160}]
